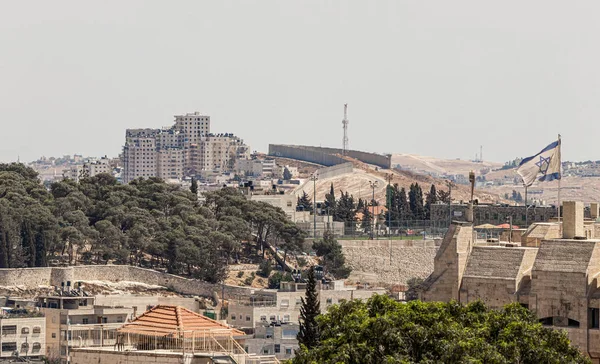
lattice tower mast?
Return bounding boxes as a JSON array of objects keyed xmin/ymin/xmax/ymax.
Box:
[{"xmin": 342, "ymin": 103, "xmax": 349, "ymax": 155}]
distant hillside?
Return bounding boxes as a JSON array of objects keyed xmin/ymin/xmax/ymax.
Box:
[
  {"xmin": 295, "ymin": 155, "xmax": 505, "ymax": 204},
  {"xmin": 391, "ymin": 154, "xmax": 502, "ymax": 176}
]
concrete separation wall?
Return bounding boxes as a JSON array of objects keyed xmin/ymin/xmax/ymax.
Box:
[
  {"xmin": 269, "ymin": 144, "xmax": 392, "ymax": 169},
  {"xmin": 340, "ymin": 239, "xmax": 440, "ymax": 285},
  {"xmin": 316, "ymin": 162, "xmax": 354, "ymax": 179},
  {"xmin": 0, "ymin": 266, "xmax": 253, "ymax": 299},
  {"xmin": 269, "ymin": 144, "xmax": 345, "ymax": 166}
]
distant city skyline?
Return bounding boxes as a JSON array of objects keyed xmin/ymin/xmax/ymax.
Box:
[{"xmin": 2, "ymin": 1, "xmax": 600, "ymax": 164}]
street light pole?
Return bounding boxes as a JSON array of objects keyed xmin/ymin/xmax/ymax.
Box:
[
  {"xmin": 386, "ymin": 174, "xmax": 392, "ymax": 237},
  {"xmin": 445, "ymin": 180, "xmax": 455, "ymax": 226},
  {"xmin": 369, "ymin": 181, "xmax": 378, "ymax": 240},
  {"xmin": 310, "ymin": 174, "xmax": 318, "ymax": 239}
]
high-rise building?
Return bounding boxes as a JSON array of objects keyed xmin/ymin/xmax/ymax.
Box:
[{"xmin": 122, "ymin": 112, "xmax": 249, "ymax": 183}]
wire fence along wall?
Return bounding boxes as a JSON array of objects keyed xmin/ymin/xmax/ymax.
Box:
[{"xmin": 301, "ymin": 220, "xmax": 451, "ymax": 240}]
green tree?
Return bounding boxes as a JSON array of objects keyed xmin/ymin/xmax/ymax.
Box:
[
  {"xmin": 324, "ymin": 183, "xmax": 336, "ymax": 217},
  {"xmin": 297, "ymin": 191, "xmax": 312, "ymax": 211},
  {"xmin": 424, "ymin": 184, "xmax": 438, "ymax": 220},
  {"xmin": 397, "ymin": 187, "xmax": 410, "ymax": 220},
  {"xmin": 297, "ymin": 266, "xmax": 321, "ymax": 350},
  {"xmin": 408, "ymin": 183, "xmax": 424, "ymax": 220},
  {"xmin": 283, "ymin": 167, "xmax": 293, "ymax": 180},
  {"xmin": 190, "ymin": 177, "xmax": 198, "ymax": 195},
  {"xmin": 360, "ymin": 204, "xmax": 372, "ymax": 234},
  {"xmin": 334, "ymin": 191, "xmax": 356, "ymax": 224},
  {"xmin": 293, "ymin": 295, "xmax": 590, "ymax": 364},
  {"xmin": 312, "ymin": 231, "xmax": 351, "ymax": 279}
]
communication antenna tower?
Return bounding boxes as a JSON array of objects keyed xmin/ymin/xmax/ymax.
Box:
[{"xmin": 342, "ymin": 103, "xmax": 349, "ymax": 155}]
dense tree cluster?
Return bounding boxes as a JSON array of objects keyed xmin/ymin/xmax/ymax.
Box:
[
  {"xmin": 298, "ymin": 181, "xmax": 452, "ymax": 230},
  {"xmin": 0, "ymin": 164, "xmax": 305, "ymax": 283},
  {"xmin": 293, "ymin": 295, "xmax": 590, "ymax": 364}
]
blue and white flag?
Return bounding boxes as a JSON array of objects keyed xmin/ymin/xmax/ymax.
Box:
[{"xmin": 517, "ymin": 139, "xmax": 561, "ymax": 187}]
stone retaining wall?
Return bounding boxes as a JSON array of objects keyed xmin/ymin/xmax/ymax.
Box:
[
  {"xmin": 340, "ymin": 239, "xmax": 440, "ymax": 285},
  {"xmin": 0, "ymin": 266, "xmax": 253, "ymax": 299}
]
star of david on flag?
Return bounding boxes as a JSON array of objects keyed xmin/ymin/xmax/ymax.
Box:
[{"xmin": 517, "ymin": 139, "xmax": 561, "ymax": 187}]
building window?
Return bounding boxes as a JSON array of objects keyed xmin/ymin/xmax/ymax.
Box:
[
  {"xmin": 285, "ymin": 347, "xmax": 293, "ymax": 355},
  {"xmin": 117, "ymin": 316, "xmax": 123, "ymax": 323},
  {"xmin": 2, "ymin": 326, "xmax": 17, "ymax": 335},
  {"xmin": 280, "ymin": 299, "xmax": 289, "ymax": 308},
  {"xmin": 590, "ymin": 308, "xmax": 599, "ymax": 329},
  {"xmin": 269, "ymin": 315, "xmax": 276, "ymax": 322},
  {"xmin": 32, "ymin": 327, "xmax": 41, "ymax": 335},
  {"xmin": 246, "ymin": 315, "xmax": 251, "ymax": 321},
  {"xmin": 263, "ymin": 348, "xmax": 269, "ymax": 354},
  {"xmin": 52, "ymin": 333, "xmax": 56, "ymax": 339},
  {"xmin": 231, "ymin": 315, "xmax": 236, "ymax": 321},
  {"xmin": 32, "ymin": 343, "xmax": 41, "ymax": 353},
  {"xmin": 326, "ymin": 298, "xmax": 333, "ymax": 305},
  {"xmin": 20, "ymin": 343, "xmax": 28, "ymax": 352},
  {"xmin": 296, "ymin": 298, "xmax": 302, "ymax": 306},
  {"xmin": 275, "ymin": 344, "xmax": 281, "ymax": 353},
  {"xmin": 21, "ymin": 327, "xmax": 29, "ymax": 335},
  {"xmin": 283, "ymin": 315, "xmax": 290, "ymax": 322},
  {"xmin": 2, "ymin": 343, "xmax": 16, "ymax": 352},
  {"xmin": 82, "ymin": 318, "xmax": 89, "ymax": 325}
]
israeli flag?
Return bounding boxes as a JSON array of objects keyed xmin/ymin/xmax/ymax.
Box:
[{"xmin": 517, "ymin": 139, "xmax": 561, "ymax": 187}]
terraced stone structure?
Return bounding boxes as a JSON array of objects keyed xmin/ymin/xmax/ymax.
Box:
[{"xmin": 421, "ymin": 201, "xmax": 600, "ymax": 363}]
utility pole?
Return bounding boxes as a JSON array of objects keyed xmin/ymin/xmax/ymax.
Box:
[
  {"xmin": 369, "ymin": 181, "xmax": 378, "ymax": 240},
  {"xmin": 445, "ymin": 180, "xmax": 455, "ymax": 225},
  {"xmin": 310, "ymin": 174, "xmax": 318, "ymax": 239},
  {"xmin": 386, "ymin": 173, "xmax": 393, "ymax": 264}
]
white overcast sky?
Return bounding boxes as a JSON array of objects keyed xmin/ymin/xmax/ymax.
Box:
[{"xmin": 1, "ymin": 1, "xmax": 599, "ymax": 163}]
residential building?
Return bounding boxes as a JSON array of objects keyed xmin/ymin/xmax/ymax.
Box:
[
  {"xmin": 227, "ymin": 280, "xmax": 384, "ymax": 359},
  {"xmin": 245, "ymin": 322, "xmax": 299, "ymax": 360},
  {"xmin": 420, "ymin": 201, "xmax": 600, "ymax": 363},
  {"xmin": 122, "ymin": 113, "xmax": 249, "ymax": 183},
  {"xmin": 250, "ymin": 194, "xmax": 297, "ymax": 221},
  {"xmin": 38, "ymin": 291, "xmax": 134, "ymax": 363},
  {"xmin": 63, "ymin": 157, "xmax": 114, "ymax": 182},
  {"xmin": 0, "ymin": 309, "xmax": 46, "ymax": 360},
  {"xmin": 69, "ymin": 305, "xmax": 279, "ymax": 364},
  {"xmin": 122, "ymin": 128, "xmax": 159, "ymax": 183}
]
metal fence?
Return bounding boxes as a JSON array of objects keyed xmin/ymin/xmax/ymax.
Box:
[{"xmin": 301, "ymin": 220, "xmax": 450, "ymax": 240}]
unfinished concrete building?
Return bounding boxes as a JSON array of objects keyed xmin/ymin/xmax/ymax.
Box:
[{"xmin": 420, "ymin": 200, "xmax": 600, "ymax": 362}]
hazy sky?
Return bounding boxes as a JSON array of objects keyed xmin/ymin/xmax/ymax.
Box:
[{"xmin": 2, "ymin": 1, "xmax": 599, "ymax": 163}]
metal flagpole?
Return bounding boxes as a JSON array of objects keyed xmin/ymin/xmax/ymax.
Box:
[
  {"xmin": 524, "ymin": 184, "xmax": 528, "ymax": 228},
  {"xmin": 557, "ymin": 134, "xmax": 562, "ymax": 233}
]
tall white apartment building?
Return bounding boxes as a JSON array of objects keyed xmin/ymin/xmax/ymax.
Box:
[
  {"xmin": 122, "ymin": 129, "xmax": 159, "ymax": 183},
  {"xmin": 122, "ymin": 112, "xmax": 249, "ymax": 183}
]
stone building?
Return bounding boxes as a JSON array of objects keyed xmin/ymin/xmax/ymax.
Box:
[
  {"xmin": 420, "ymin": 201, "xmax": 600, "ymax": 362},
  {"xmin": 430, "ymin": 202, "xmax": 556, "ymax": 227},
  {"xmin": 227, "ymin": 280, "xmax": 384, "ymax": 360}
]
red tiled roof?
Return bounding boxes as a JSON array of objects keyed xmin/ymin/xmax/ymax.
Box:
[{"xmin": 117, "ymin": 305, "xmax": 244, "ymax": 337}]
